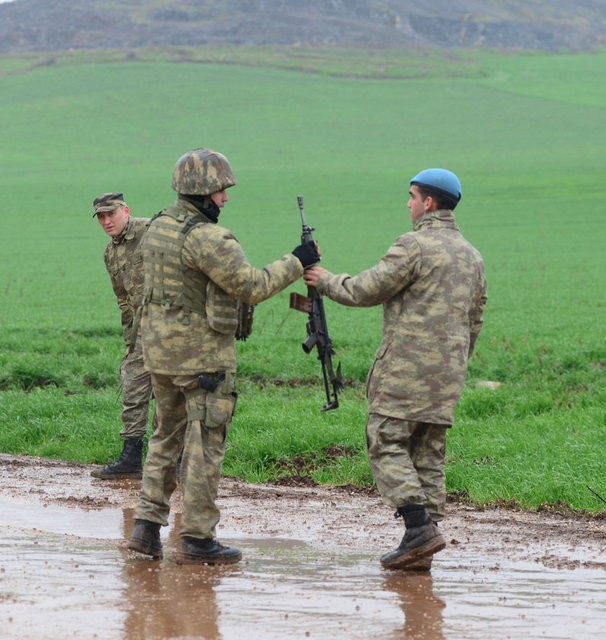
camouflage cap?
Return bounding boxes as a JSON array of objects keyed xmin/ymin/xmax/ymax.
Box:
[
  {"xmin": 171, "ymin": 148, "xmax": 237, "ymax": 195},
  {"xmin": 92, "ymin": 192, "xmax": 126, "ymax": 217}
]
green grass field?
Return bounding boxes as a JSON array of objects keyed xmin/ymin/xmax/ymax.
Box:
[{"xmin": 1, "ymin": 46, "xmax": 605, "ymax": 512}]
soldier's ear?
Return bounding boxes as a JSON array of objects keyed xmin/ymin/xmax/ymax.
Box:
[{"xmin": 124, "ymin": 205, "xmax": 131, "ymax": 216}]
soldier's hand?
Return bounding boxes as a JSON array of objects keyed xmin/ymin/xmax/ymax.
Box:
[
  {"xmin": 292, "ymin": 240, "xmax": 320, "ymax": 269},
  {"xmin": 303, "ymin": 265, "xmax": 327, "ymax": 287}
]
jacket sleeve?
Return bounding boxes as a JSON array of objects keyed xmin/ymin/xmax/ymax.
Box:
[
  {"xmin": 468, "ymin": 261, "xmax": 487, "ymax": 357},
  {"xmin": 316, "ymin": 234, "xmax": 422, "ymax": 307},
  {"xmin": 183, "ymin": 224, "xmax": 303, "ymax": 305},
  {"xmin": 105, "ymin": 249, "xmax": 132, "ymax": 344}
]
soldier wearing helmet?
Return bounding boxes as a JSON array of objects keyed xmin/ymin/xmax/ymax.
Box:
[
  {"xmin": 91, "ymin": 192, "xmax": 156, "ymax": 480},
  {"xmin": 127, "ymin": 148, "xmax": 319, "ymax": 565},
  {"xmin": 305, "ymin": 167, "xmax": 486, "ymax": 572}
]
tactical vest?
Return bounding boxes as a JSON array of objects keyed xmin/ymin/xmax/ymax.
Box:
[
  {"xmin": 141, "ymin": 209, "xmax": 211, "ymax": 325},
  {"xmin": 141, "ymin": 207, "xmax": 242, "ymax": 335}
]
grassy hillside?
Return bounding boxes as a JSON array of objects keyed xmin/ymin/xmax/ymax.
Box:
[{"xmin": 1, "ymin": 48, "xmax": 605, "ymax": 511}]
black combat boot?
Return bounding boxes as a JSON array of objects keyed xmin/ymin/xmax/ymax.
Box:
[
  {"xmin": 380, "ymin": 504, "xmax": 446, "ymax": 570},
  {"xmin": 177, "ymin": 536, "xmax": 242, "ymax": 565},
  {"xmin": 402, "ymin": 522, "xmax": 443, "ymax": 572},
  {"xmin": 127, "ymin": 519, "xmax": 163, "ymax": 559},
  {"xmin": 91, "ymin": 438, "xmax": 143, "ymax": 479}
]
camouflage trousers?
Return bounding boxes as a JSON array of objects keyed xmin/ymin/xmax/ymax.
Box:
[
  {"xmin": 119, "ymin": 339, "xmax": 154, "ymax": 440},
  {"xmin": 366, "ymin": 413, "xmax": 448, "ymax": 522},
  {"xmin": 134, "ymin": 372, "xmax": 236, "ymax": 540}
]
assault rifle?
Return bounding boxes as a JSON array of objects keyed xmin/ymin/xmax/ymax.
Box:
[{"xmin": 289, "ymin": 195, "xmax": 343, "ymax": 411}]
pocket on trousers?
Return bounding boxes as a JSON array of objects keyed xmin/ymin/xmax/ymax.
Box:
[{"xmin": 205, "ymin": 394, "xmax": 236, "ymax": 428}]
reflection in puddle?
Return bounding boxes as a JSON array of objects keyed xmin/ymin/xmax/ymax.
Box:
[{"xmin": 0, "ymin": 497, "xmax": 605, "ymax": 639}]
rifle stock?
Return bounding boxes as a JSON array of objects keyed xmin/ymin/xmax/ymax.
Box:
[{"xmin": 290, "ymin": 196, "xmax": 343, "ymax": 411}]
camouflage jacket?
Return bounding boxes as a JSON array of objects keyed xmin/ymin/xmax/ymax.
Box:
[
  {"xmin": 316, "ymin": 210, "xmax": 487, "ymax": 425},
  {"xmin": 141, "ymin": 198, "xmax": 303, "ymax": 375},
  {"xmin": 103, "ymin": 217, "xmax": 149, "ymax": 345}
]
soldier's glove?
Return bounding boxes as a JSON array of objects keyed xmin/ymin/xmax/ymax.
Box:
[{"xmin": 292, "ymin": 241, "xmax": 320, "ymax": 269}]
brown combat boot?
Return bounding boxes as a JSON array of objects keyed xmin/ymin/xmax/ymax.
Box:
[
  {"xmin": 380, "ymin": 505, "xmax": 445, "ymax": 570},
  {"xmin": 177, "ymin": 536, "xmax": 242, "ymax": 565},
  {"xmin": 127, "ymin": 519, "xmax": 163, "ymax": 559}
]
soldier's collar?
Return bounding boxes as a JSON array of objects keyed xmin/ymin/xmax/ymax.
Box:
[
  {"xmin": 413, "ymin": 209, "xmax": 456, "ymax": 231},
  {"xmin": 179, "ymin": 194, "xmax": 219, "ymax": 223},
  {"xmin": 112, "ymin": 217, "xmax": 136, "ymax": 244}
]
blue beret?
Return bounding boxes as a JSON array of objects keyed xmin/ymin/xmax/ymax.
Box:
[{"xmin": 410, "ymin": 168, "xmax": 462, "ymax": 202}]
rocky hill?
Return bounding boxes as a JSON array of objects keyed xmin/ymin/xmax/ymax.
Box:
[{"xmin": 0, "ymin": 0, "xmax": 605, "ymax": 54}]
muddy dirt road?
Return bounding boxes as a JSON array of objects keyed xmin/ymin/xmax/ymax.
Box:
[{"xmin": 1, "ymin": 453, "xmax": 605, "ymax": 639}]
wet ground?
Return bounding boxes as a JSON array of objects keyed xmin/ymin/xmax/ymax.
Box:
[{"xmin": 1, "ymin": 454, "xmax": 606, "ymax": 639}]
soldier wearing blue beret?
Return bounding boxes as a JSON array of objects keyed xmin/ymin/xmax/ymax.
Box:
[{"xmin": 305, "ymin": 168, "xmax": 487, "ymax": 571}]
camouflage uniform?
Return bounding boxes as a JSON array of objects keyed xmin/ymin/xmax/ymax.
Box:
[
  {"xmin": 103, "ymin": 216, "xmax": 154, "ymax": 440},
  {"xmin": 134, "ymin": 197, "xmax": 303, "ymax": 539},
  {"xmin": 315, "ymin": 210, "xmax": 486, "ymax": 521}
]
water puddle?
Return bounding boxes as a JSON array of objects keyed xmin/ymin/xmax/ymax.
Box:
[{"xmin": 1, "ymin": 496, "xmax": 605, "ymax": 639}]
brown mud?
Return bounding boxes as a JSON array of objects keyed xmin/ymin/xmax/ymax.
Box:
[{"xmin": 1, "ymin": 453, "xmax": 606, "ymax": 639}]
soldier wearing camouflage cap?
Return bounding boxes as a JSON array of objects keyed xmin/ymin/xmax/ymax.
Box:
[
  {"xmin": 91, "ymin": 192, "xmax": 156, "ymax": 480},
  {"xmin": 127, "ymin": 148, "xmax": 319, "ymax": 565},
  {"xmin": 305, "ymin": 168, "xmax": 486, "ymax": 571}
]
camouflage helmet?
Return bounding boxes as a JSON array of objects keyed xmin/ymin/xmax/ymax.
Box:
[{"xmin": 171, "ymin": 148, "xmax": 237, "ymax": 195}]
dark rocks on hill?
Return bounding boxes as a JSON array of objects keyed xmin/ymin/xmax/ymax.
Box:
[{"xmin": 0, "ymin": 0, "xmax": 605, "ymax": 54}]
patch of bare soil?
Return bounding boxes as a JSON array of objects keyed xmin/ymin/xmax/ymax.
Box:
[{"xmin": 1, "ymin": 453, "xmax": 605, "ymax": 570}]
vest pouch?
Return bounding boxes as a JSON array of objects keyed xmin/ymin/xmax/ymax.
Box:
[{"xmin": 205, "ymin": 280, "xmax": 238, "ymax": 335}]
